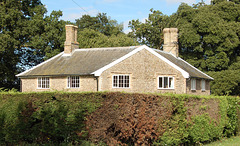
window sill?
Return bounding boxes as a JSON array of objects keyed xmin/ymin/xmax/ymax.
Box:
[
  {"xmin": 158, "ymin": 88, "xmax": 174, "ymax": 90},
  {"xmin": 37, "ymin": 88, "xmax": 50, "ymax": 89},
  {"xmin": 191, "ymin": 89, "xmax": 196, "ymax": 92},
  {"xmin": 112, "ymin": 87, "xmax": 130, "ymax": 89}
]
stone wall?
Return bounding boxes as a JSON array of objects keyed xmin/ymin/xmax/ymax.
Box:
[
  {"xmin": 21, "ymin": 75, "xmax": 97, "ymax": 92},
  {"xmin": 99, "ymin": 49, "xmax": 187, "ymax": 94}
]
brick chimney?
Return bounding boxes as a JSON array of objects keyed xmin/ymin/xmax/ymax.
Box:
[
  {"xmin": 163, "ymin": 28, "xmax": 179, "ymax": 57},
  {"xmin": 64, "ymin": 25, "xmax": 79, "ymax": 54}
]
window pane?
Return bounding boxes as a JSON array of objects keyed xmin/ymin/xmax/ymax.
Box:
[
  {"xmin": 164, "ymin": 77, "xmax": 168, "ymax": 88},
  {"xmin": 159, "ymin": 77, "xmax": 163, "ymax": 88},
  {"xmin": 38, "ymin": 78, "xmax": 41, "ymax": 88},
  {"xmin": 202, "ymin": 80, "xmax": 205, "ymax": 90},
  {"xmin": 169, "ymin": 77, "xmax": 173, "ymax": 88},
  {"xmin": 119, "ymin": 75, "xmax": 123, "ymax": 87},
  {"xmin": 113, "ymin": 76, "xmax": 118, "ymax": 87},
  {"xmin": 46, "ymin": 78, "xmax": 49, "ymax": 88},
  {"xmin": 76, "ymin": 76, "xmax": 79, "ymax": 88},
  {"xmin": 125, "ymin": 76, "xmax": 129, "ymax": 87},
  {"xmin": 191, "ymin": 79, "xmax": 196, "ymax": 90}
]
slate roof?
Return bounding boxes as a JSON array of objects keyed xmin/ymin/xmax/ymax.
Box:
[
  {"xmin": 17, "ymin": 45, "xmax": 213, "ymax": 80},
  {"xmin": 154, "ymin": 49, "xmax": 213, "ymax": 80},
  {"xmin": 17, "ymin": 46, "xmax": 139, "ymax": 77}
]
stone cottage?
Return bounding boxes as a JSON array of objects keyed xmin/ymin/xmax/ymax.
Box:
[{"xmin": 16, "ymin": 25, "xmax": 213, "ymax": 95}]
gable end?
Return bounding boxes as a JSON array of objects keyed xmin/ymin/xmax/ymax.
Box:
[{"xmin": 92, "ymin": 45, "xmax": 190, "ymax": 78}]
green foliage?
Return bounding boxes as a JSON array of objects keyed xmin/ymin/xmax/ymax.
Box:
[
  {"xmin": 0, "ymin": 92, "xmax": 104, "ymax": 145},
  {"xmin": 224, "ymin": 97, "xmax": 240, "ymax": 136},
  {"xmin": 76, "ymin": 13, "xmax": 123, "ymax": 36},
  {"xmin": 158, "ymin": 97, "xmax": 189, "ymax": 145},
  {"xmin": 154, "ymin": 95, "xmax": 240, "ymax": 145},
  {"xmin": 189, "ymin": 114, "xmax": 220, "ymax": 142},
  {"xmin": 78, "ymin": 28, "xmax": 137, "ymax": 48},
  {"xmin": 76, "ymin": 13, "xmax": 138, "ymax": 48},
  {"xmin": 129, "ymin": 1, "xmax": 240, "ymax": 95},
  {"xmin": 0, "ymin": 92, "xmax": 240, "ymax": 145},
  {"xmin": 0, "ymin": 0, "xmax": 65, "ymax": 90},
  {"xmin": 129, "ymin": 9, "xmax": 169, "ymax": 49},
  {"xmin": 208, "ymin": 70, "xmax": 240, "ymax": 95}
]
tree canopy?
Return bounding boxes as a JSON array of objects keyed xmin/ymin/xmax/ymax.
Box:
[
  {"xmin": 0, "ymin": 0, "xmax": 66, "ymax": 89},
  {"xmin": 75, "ymin": 13, "xmax": 123, "ymax": 36},
  {"xmin": 75, "ymin": 13, "xmax": 137, "ymax": 48},
  {"xmin": 129, "ymin": 0, "xmax": 240, "ymax": 95}
]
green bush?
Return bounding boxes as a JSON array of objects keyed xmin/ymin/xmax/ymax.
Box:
[
  {"xmin": 154, "ymin": 94, "xmax": 240, "ymax": 145},
  {"xmin": 0, "ymin": 92, "xmax": 104, "ymax": 145},
  {"xmin": 0, "ymin": 92, "xmax": 239, "ymax": 145}
]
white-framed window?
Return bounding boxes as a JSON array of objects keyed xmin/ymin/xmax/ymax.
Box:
[
  {"xmin": 67, "ymin": 76, "xmax": 80, "ymax": 88},
  {"xmin": 191, "ymin": 78, "xmax": 196, "ymax": 90},
  {"xmin": 38, "ymin": 77, "xmax": 50, "ymax": 89},
  {"xmin": 112, "ymin": 75, "xmax": 130, "ymax": 88},
  {"xmin": 201, "ymin": 79, "xmax": 206, "ymax": 91},
  {"xmin": 158, "ymin": 76, "xmax": 174, "ymax": 89}
]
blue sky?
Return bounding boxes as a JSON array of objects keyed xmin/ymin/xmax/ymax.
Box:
[{"xmin": 41, "ymin": 0, "xmax": 210, "ymax": 33}]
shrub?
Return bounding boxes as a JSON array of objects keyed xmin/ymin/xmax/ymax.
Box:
[{"xmin": 0, "ymin": 92, "xmax": 239, "ymax": 145}]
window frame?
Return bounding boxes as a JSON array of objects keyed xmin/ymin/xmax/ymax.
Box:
[
  {"xmin": 37, "ymin": 77, "xmax": 50, "ymax": 89},
  {"xmin": 201, "ymin": 79, "xmax": 206, "ymax": 91},
  {"xmin": 191, "ymin": 78, "xmax": 196, "ymax": 91},
  {"xmin": 112, "ymin": 74, "xmax": 130, "ymax": 88},
  {"xmin": 158, "ymin": 76, "xmax": 174, "ymax": 89},
  {"xmin": 67, "ymin": 76, "xmax": 80, "ymax": 88}
]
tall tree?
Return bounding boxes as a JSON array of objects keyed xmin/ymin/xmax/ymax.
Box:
[
  {"xmin": 129, "ymin": 1, "xmax": 240, "ymax": 95},
  {"xmin": 78, "ymin": 28, "xmax": 137, "ymax": 48},
  {"xmin": 0, "ymin": 0, "xmax": 45, "ymax": 89},
  {"xmin": 75, "ymin": 13, "xmax": 138, "ymax": 48},
  {"xmin": 128, "ymin": 9, "xmax": 169, "ymax": 49},
  {"xmin": 174, "ymin": 2, "xmax": 240, "ymax": 72},
  {"xmin": 0, "ymin": 0, "xmax": 65, "ymax": 90},
  {"xmin": 75, "ymin": 13, "xmax": 123, "ymax": 36}
]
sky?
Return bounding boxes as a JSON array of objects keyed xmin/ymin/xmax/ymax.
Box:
[{"xmin": 41, "ymin": 0, "xmax": 211, "ymax": 33}]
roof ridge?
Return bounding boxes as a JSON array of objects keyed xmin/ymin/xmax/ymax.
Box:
[
  {"xmin": 75, "ymin": 46, "xmax": 142, "ymax": 51},
  {"xmin": 153, "ymin": 48, "xmax": 177, "ymax": 58}
]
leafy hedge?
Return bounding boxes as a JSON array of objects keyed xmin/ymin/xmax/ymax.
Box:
[
  {"xmin": 0, "ymin": 92, "xmax": 104, "ymax": 145},
  {"xmin": 0, "ymin": 91, "xmax": 239, "ymax": 145},
  {"xmin": 154, "ymin": 94, "xmax": 240, "ymax": 145}
]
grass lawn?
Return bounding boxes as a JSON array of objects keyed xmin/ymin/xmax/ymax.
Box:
[{"xmin": 205, "ymin": 136, "xmax": 240, "ymax": 146}]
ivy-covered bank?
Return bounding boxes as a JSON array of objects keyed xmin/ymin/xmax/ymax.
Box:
[{"xmin": 0, "ymin": 92, "xmax": 239, "ymax": 145}]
